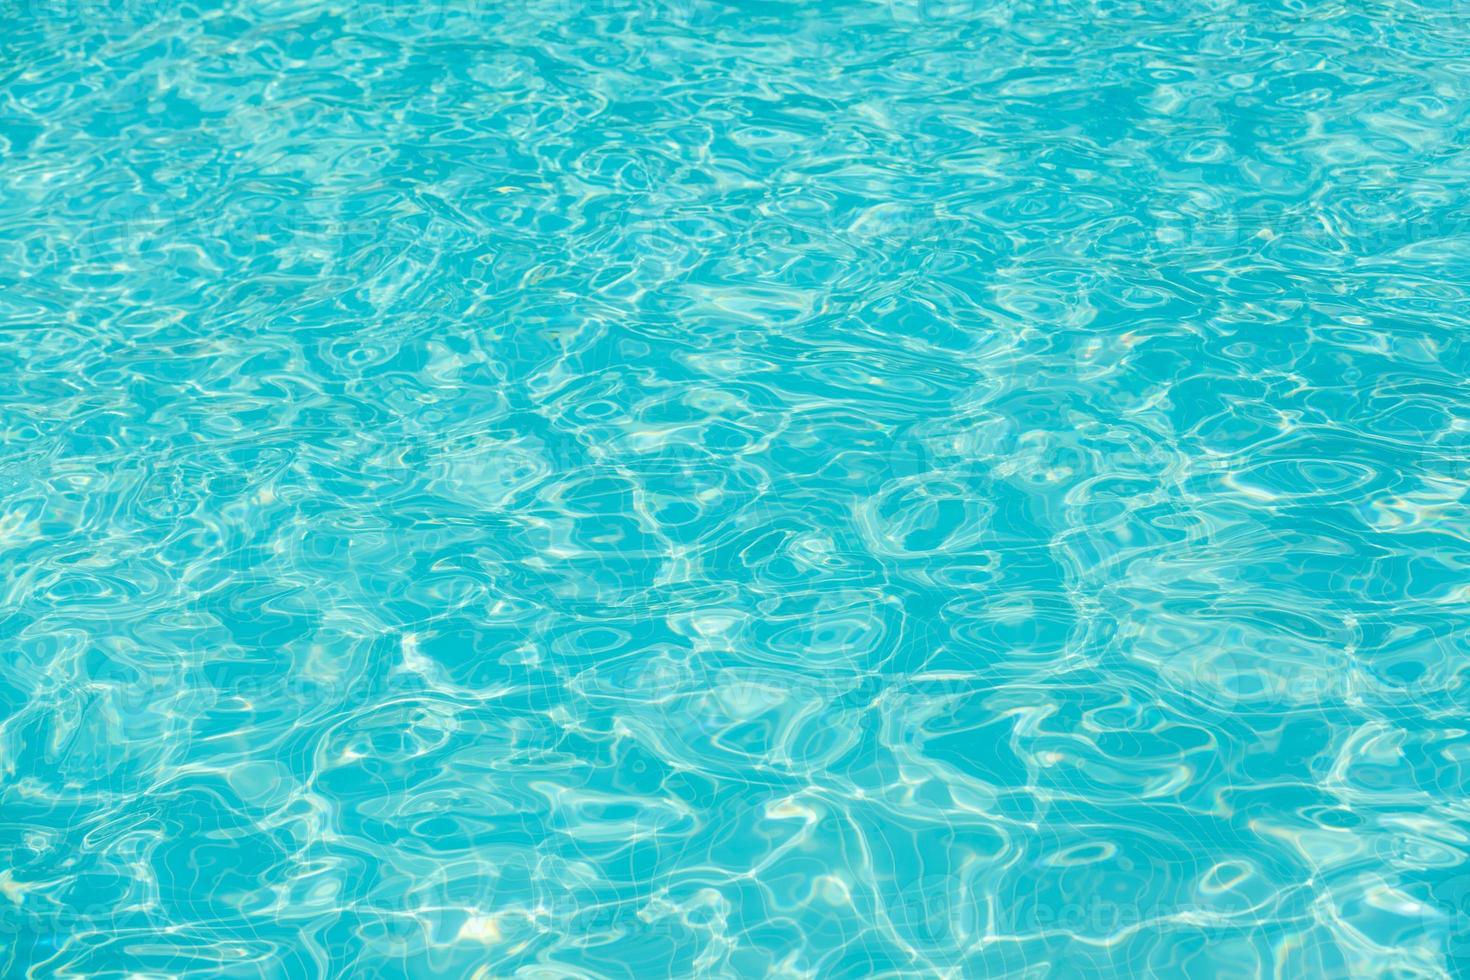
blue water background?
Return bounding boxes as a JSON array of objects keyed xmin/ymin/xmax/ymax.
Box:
[{"xmin": 1, "ymin": 0, "xmax": 1469, "ymax": 976}]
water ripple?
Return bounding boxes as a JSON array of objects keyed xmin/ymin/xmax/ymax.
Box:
[{"xmin": 3, "ymin": 0, "xmax": 1470, "ymax": 976}]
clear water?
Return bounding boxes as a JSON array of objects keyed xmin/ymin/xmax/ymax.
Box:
[{"xmin": 2, "ymin": 0, "xmax": 1469, "ymax": 976}]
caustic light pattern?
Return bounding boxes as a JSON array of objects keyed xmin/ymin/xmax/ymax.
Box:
[{"xmin": 1, "ymin": 0, "xmax": 1469, "ymax": 977}]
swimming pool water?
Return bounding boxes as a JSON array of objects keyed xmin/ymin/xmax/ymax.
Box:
[{"xmin": 2, "ymin": 0, "xmax": 1469, "ymax": 976}]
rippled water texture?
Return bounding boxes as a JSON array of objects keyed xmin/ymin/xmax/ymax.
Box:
[{"xmin": 2, "ymin": 0, "xmax": 1469, "ymax": 976}]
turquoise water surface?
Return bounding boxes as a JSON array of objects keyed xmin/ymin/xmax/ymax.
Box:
[{"xmin": 3, "ymin": 0, "xmax": 1469, "ymax": 976}]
